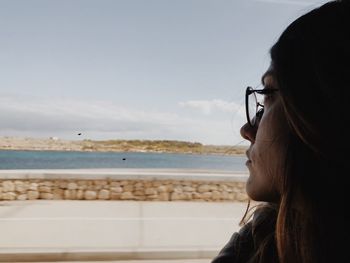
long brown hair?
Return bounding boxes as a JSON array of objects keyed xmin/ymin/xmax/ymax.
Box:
[{"xmin": 270, "ymin": 1, "xmax": 348, "ymax": 263}]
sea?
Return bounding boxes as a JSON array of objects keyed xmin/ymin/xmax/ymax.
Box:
[{"xmin": 0, "ymin": 150, "xmax": 248, "ymax": 171}]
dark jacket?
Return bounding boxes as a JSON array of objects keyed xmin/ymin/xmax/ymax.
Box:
[{"xmin": 211, "ymin": 204, "xmax": 278, "ymax": 263}]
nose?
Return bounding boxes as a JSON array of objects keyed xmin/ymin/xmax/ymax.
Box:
[{"xmin": 240, "ymin": 121, "xmax": 257, "ymax": 143}]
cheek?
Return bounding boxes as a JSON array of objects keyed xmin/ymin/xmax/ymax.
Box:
[{"xmin": 246, "ymin": 104, "xmax": 288, "ymax": 202}]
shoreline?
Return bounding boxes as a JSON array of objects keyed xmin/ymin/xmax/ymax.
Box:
[
  {"xmin": 0, "ymin": 148, "xmax": 244, "ymax": 156},
  {"xmin": 0, "ymin": 136, "xmax": 247, "ymax": 156}
]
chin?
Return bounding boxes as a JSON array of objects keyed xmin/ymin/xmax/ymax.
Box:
[{"xmin": 246, "ymin": 182, "xmax": 280, "ymax": 203}]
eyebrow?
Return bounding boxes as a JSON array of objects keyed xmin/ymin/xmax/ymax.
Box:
[{"xmin": 261, "ymin": 69, "xmax": 275, "ymax": 86}]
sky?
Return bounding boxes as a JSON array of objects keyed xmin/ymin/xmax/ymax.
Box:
[{"xmin": 0, "ymin": 0, "xmax": 329, "ymax": 146}]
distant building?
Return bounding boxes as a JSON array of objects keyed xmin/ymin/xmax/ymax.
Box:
[{"xmin": 49, "ymin": 136, "xmax": 59, "ymax": 141}]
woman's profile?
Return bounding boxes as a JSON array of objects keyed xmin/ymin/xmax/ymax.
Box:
[{"xmin": 212, "ymin": 1, "xmax": 348, "ymax": 263}]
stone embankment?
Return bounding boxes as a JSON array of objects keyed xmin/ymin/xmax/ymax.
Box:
[{"xmin": 0, "ymin": 170, "xmax": 249, "ymax": 202}]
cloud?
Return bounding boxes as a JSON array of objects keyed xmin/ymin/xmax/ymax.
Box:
[
  {"xmin": 253, "ymin": 0, "xmax": 321, "ymax": 7},
  {"xmin": 179, "ymin": 99, "xmax": 244, "ymax": 115},
  {"xmin": 0, "ymin": 95, "xmax": 245, "ymax": 145},
  {"xmin": 0, "ymin": 95, "xmax": 176, "ymax": 133}
]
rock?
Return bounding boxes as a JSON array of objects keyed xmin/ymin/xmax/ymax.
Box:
[
  {"xmin": 228, "ymin": 193, "xmax": 236, "ymax": 200},
  {"xmin": 52, "ymin": 189, "xmax": 64, "ymax": 199},
  {"xmin": 110, "ymin": 181, "xmax": 121, "ymax": 187},
  {"xmin": 38, "ymin": 186, "xmax": 52, "ymax": 193},
  {"xmin": 119, "ymin": 180, "xmax": 129, "ymax": 186},
  {"xmin": 67, "ymin": 182, "xmax": 78, "ymax": 190},
  {"xmin": 170, "ymin": 192, "xmax": 185, "ymax": 201},
  {"xmin": 15, "ymin": 181, "xmax": 29, "ymax": 193},
  {"xmin": 183, "ymin": 192, "xmax": 192, "ymax": 200},
  {"xmin": 145, "ymin": 188, "xmax": 158, "ymax": 195},
  {"xmin": 143, "ymin": 181, "xmax": 153, "ymax": 188},
  {"xmin": 17, "ymin": 194, "xmax": 27, "ymax": 200},
  {"xmin": 77, "ymin": 180, "xmax": 88, "ymax": 186},
  {"xmin": 40, "ymin": 181, "xmax": 53, "ymax": 187},
  {"xmin": 147, "ymin": 194, "xmax": 159, "ymax": 199},
  {"xmin": 59, "ymin": 181, "xmax": 68, "ymax": 189},
  {"xmin": 152, "ymin": 181, "xmax": 162, "ymax": 187},
  {"xmin": 94, "ymin": 180, "xmax": 108, "ymax": 186},
  {"xmin": 84, "ymin": 191, "xmax": 97, "ymax": 200},
  {"xmin": 133, "ymin": 190, "xmax": 145, "ymax": 196},
  {"xmin": 201, "ymin": 192, "xmax": 212, "ymax": 199},
  {"xmin": 209, "ymin": 185, "xmax": 219, "ymax": 191},
  {"xmin": 221, "ymin": 191, "xmax": 230, "ymax": 200},
  {"xmin": 173, "ymin": 186, "xmax": 183, "ymax": 193},
  {"xmin": 76, "ymin": 190, "xmax": 84, "ymax": 200},
  {"xmin": 236, "ymin": 193, "xmax": 248, "ymax": 202},
  {"xmin": 165, "ymin": 184, "xmax": 174, "ymax": 192},
  {"xmin": 64, "ymin": 190, "xmax": 77, "ymax": 200},
  {"xmin": 2, "ymin": 192, "xmax": 16, "ymax": 200},
  {"xmin": 157, "ymin": 185, "xmax": 168, "ymax": 193},
  {"xmin": 183, "ymin": 186, "xmax": 195, "ymax": 192},
  {"xmin": 110, "ymin": 186, "xmax": 123, "ymax": 193},
  {"xmin": 120, "ymin": 192, "xmax": 134, "ymax": 200},
  {"xmin": 2, "ymin": 181, "xmax": 15, "ymax": 192},
  {"xmin": 92, "ymin": 185, "xmax": 102, "ymax": 191},
  {"xmin": 27, "ymin": 191, "xmax": 40, "ymax": 200},
  {"xmin": 158, "ymin": 192, "xmax": 169, "ymax": 201},
  {"xmin": 181, "ymin": 181, "xmax": 192, "ymax": 186},
  {"xmin": 29, "ymin": 183, "xmax": 39, "ymax": 191},
  {"xmin": 134, "ymin": 183, "xmax": 144, "ymax": 191},
  {"xmin": 219, "ymin": 184, "xmax": 229, "ymax": 192},
  {"xmin": 110, "ymin": 192, "xmax": 122, "ymax": 200},
  {"xmin": 192, "ymin": 192, "xmax": 202, "ymax": 199},
  {"xmin": 212, "ymin": 191, "xmax": 222, "ymax": 200},
  {"xmin": 123, "ymin": 184, "xmax": 134, "ymax": 192},
  {"xmin": 134, "ymin": 196, "xmax": 146, "ymax": 201},
  {"xmin": 197, "ymin": 184, "xmax": 210, "ymax": 193},
  {"xmin": 40, "ymin": 193, "xmax": 54, "ymax": 200},
  {"xmin": 98, "ymin": 189, "xmax": 110, "ymax": 200}
]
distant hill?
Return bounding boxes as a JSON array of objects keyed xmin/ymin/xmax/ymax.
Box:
[{"xmin": 0, "ymin": 137, "xmax": 247, "ymax": 156}]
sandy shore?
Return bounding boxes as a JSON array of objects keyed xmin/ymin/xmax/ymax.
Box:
[
  {"xmin": 0, "ymin": 136, "xmax": 83, "ymax": 151},
  {"xmin": 0, "ymin": 136, "xmax": 246, "ymax": 155}
]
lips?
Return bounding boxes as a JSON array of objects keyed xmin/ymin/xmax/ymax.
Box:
[
  {"xmin": 245, "ymin": 150, "xmax": 251, "ymax": 161},
  {"xmin": 245, "ymin": 149, "xmax": 252, "ymax": 167}
]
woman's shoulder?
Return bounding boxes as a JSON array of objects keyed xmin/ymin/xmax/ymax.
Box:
[
  {"xmin": 211, "ymin": 203, "xmax": 278, "ymax": 263},
  {"xmin": 251, "ymin": 203, "xmax": 278, "ymax": 239},
  {"xmin": 211, "ymin": 220, "xmax": 255, "ymax": 263}
]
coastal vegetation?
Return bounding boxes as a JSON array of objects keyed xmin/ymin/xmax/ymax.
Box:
[{"xmin": 0, "ymin": 136, "xmax": 247, "ymax": 156}]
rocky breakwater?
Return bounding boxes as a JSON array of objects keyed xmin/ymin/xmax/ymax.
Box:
[
  {"xmin": 0, "ymin": 179, "xmax": 248, "ymax": 202},
  {"xmin": 0, "ymin": 169, "xmax": 248, "ymax": 202}
]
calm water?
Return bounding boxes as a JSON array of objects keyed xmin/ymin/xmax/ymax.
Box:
[{"xmin": 0, "ymin": 150, "xmax": 247, "ymax": 171}]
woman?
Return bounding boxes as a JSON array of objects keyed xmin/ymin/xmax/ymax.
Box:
[{"xmin": 212, "ymin": 1, "xmax": 348, "ymax": 263}]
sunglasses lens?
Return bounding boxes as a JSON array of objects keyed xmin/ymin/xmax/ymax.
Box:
[
  {"xmin": 248, "ymin": 92, "xmax": 257, "ymax": 125},
  {"xmin": 256, "ymin": 108, "xmax": 264, "ymax": 120}
]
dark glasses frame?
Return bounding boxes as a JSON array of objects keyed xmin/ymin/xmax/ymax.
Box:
[{"xmin": 245, "ymin": 86, "xmax": 279, "ymax": 127}]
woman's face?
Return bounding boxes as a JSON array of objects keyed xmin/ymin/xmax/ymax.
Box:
[{"xmin": 240, "ymin": 68, "xmax": 289, "ymax": 202}]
